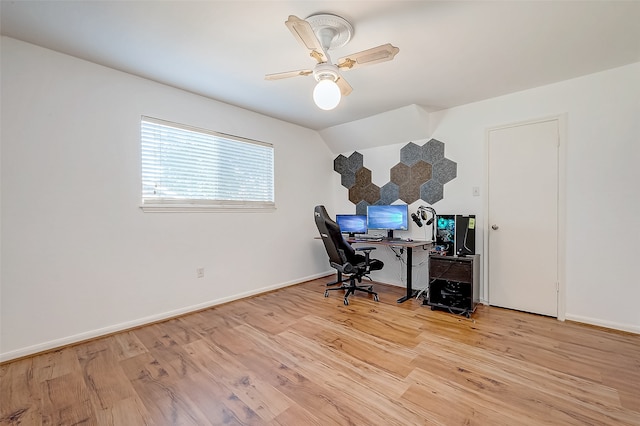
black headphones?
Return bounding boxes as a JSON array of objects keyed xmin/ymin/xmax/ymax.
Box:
[
  {"xmin": 412, "ymin": 205, "xmax": 437, "ymax": 241},
  {"xmin": 413, "ymin": 206, "xmax": 435, "ymax": 226}
]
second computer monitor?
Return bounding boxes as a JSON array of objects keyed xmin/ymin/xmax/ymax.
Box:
[
  {"xmin": 336, "ymin": 214, "xmax": 367, "ymax": 237},
  {"xmin": 367, "ymin": 204, "xmax": 408, "ymax": 239}
]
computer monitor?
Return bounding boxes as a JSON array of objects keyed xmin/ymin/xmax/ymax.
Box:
[
  {"xmin": 367, "ymin": 204, "xmax": 408, "ymax": 239},
  {"xmin": 335, "ymin": 214, "xmax": 367, "ymax": 237}
]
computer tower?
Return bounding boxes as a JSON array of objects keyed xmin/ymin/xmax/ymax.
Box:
[
  {"xmin": 436, "ymin": 214, "xmax": 476, "ymax": 256},
  {"xmin": 455, "ymin": 215, "xmax": 476, "ymax": 256},
  {"xmin": 435, "ymin": 215, "xmax": 456, "ymax": 256}
]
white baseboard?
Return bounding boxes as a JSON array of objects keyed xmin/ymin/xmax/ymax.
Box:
[
  {"xmin": 0, "ymin": 272, "xmax": 333, "ymax": 363},
  {"xmin": 564, "ymin": 313, "xmax": 640, "ymax": 335},
  {"xmin": 475, "ymin": 301, "xmax": 638, "ymax": 335}
]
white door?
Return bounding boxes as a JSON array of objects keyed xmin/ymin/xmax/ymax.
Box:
[{"xmin": 488, "ymin": 119, "xmax": 559, "ymax": 317}]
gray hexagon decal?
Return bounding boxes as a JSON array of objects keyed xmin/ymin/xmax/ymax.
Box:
[
  {"xmin": 420, "ymin": 180, "xmax": 444, "ymax": 204},
  {"xmin": 356, "ymin": 201, "xmax": 369, "ymax": 215},
  {"xmin": 400, "ymin": 142, "xmax": 422, "ymax": 166},
  {"xmin": 347, "ymin": 152, "xmax": 363, "ymax": 172},
  {"xmin": 334, "ymin": 154, "xmax": 349, "ymax": 174},
  {"xmin": 433, "ymin": 158, "xmax": 457, "ymax": 184},
  {"xmin": 422, "ymin": 139, "xmax": 445, "ymax": 164},
  {"xmin": 379, "ymin": 182, "xmax": 399, "ymax": 205}
]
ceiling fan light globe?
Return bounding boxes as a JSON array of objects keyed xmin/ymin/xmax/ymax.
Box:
[{"xmin": 313, "ymin": 79, "xmax": 341, "ymax": 110}]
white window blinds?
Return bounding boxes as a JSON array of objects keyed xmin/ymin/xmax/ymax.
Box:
[{"xmin": 141, "ymin": 116, "xmax": 274, "ymax": 211}]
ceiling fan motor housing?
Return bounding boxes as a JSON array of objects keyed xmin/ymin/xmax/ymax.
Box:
[{"xmin": 314, "ymin": 63, "xmax": 340, "ymax": 82}]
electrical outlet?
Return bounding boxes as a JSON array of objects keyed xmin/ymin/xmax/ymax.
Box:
[{"xmin": 196, "ymin": 268, "xmax": 204, "ymax": 278}]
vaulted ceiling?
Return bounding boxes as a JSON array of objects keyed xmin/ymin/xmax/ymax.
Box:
[{"xmin": 2, "ymin": 1, "xmax": 639, "ymax": 142}]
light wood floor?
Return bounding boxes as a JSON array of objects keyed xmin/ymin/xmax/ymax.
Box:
[{"xmin": 1, "ymin": 278, "xmax": 639, "ymax": 425}]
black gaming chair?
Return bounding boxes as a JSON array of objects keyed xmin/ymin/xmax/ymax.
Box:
[{"xmin": 314, "ymin": 205, "xmax": 384, "ymax": 305}]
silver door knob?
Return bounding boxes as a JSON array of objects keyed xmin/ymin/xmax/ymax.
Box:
[{"xmin": 491, "ymin": 224, "xmax": 499, "ymax": 230}]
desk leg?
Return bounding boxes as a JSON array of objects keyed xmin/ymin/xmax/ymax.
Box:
[
  {"xmin": 397, "ymin": 247, "xmax": 417, "ymax": 303},
  {"xmin": 326, "ymin": 271, "xmax": 343, "ymax": 286}
]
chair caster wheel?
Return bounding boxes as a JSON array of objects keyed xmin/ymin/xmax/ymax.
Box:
[
  {"xmin": 324, "ymin": 290, "xmax": 329, "ymax": 297},
  {"xmin": 374, "ymin": 295, "xmax": 379, "ymax": 302},
  {"xmin": 465, "ymin": 312, "xmax": 470, "ymax": 318},
  {"xmin": 343, "ymin": 298, "xmax": 349, "ymax": 306},
  {"xmin": 431, "ymin": 306, "xmax": 436, "ymax": 311},
  {"xmin": 368, "ymin": 286, "xmax": 373, "ymax": 291}
]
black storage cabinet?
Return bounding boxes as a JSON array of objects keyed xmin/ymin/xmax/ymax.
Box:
[{"xmin": 425, "ymin": 254, "xmax": 480, "ymax": 317}]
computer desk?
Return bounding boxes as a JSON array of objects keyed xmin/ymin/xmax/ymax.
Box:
[{"xmin": 348, "ymin": 238, "xmax": 434, "ymax": 303}]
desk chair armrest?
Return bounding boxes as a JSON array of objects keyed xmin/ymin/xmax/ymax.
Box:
[
  {"xmin": 331, "ymin": 261, "xmax": 354, "ymax": 274},
  {"xmin": 355, "ymin": 246, "xmax": 376, "ymax": 265}
]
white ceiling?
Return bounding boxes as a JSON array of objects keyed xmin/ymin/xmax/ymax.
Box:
[{"xmin": 2, "ymin": 1, "xmax": 639, "ymax": 132}]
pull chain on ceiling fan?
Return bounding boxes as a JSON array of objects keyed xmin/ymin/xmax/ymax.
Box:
[{"xmin": 265, "ymin": 14, "xmax": 399, "ymax": 110}]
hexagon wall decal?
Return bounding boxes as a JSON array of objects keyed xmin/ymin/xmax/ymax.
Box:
[
  {"xmin": 400, "ymin": 142, "xmax": 422, "ymax": 166},
  {"xmin": 421, "ymin": 179, "xmax": 444, "ymax": 204},
  {"xmin": 390, "ymin": 163, "xmax": 410, "ymax": 186},
  {"xmin": 355, "ymin": 200, "xmax": 369, "ymax": 215},
  {"xmin": 347, "ymin": 167, "xmax": 381, "ymax": 205},
  {"xmin": 363, "ymin": 183, "xmax": 381, "ymax": 204},
  {"xmin": 333, "ymin": 154, "xmax": 349, "ymax": 174},
  {"xmin": 392, "ymin": 160, "xmax": 427, "ymax": 203},
  {"xmin": 432, "ymin": 157, "xmax": 457, "ymax": 184},
  {"xmin": 341, "ymin": 172, "xmax": 356, "ymax": 189},
  {"xmin": 334, "ymin": 152, "xmax": 365, "ymax": 189},
  {"xmin": 422, "ymin": 139, "xmax": 445, "ymax": 163},
  {"xmin": 334, "ymin": 139, "xmax": 456, "ymax": 206},
  {"xmin": 379, "ymin": 182, "xmax": 400, "ymax": 205}
]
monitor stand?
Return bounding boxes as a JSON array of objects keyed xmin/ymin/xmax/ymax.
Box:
[{"xmin": 386, "ymin": 230, "xmax": 401, "ymax": 241}]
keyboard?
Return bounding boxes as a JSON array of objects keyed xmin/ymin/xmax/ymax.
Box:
[{"xmin": 353, "ymin": 236, "xmax": 383, "ymax": 242}]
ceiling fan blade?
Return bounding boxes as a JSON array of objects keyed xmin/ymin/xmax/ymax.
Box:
[
  {"xmin": 337, "ymin": 43, "xmax": 399, "ymax": 71},
  {"xmin": 265, "ymin": 69, "xmax": 313, "ymax": 80},
  {"xmin": 336, "ymin": 75, "xmax": 352, "ymax": 97},
  {"xmin": 285, "ymin": 15, "xmax": 328, "ymax": 64}
]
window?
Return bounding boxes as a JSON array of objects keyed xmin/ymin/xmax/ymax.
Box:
[{"xmin": 141, "ymin": 116, "xmax": 274, "ymax": 212}]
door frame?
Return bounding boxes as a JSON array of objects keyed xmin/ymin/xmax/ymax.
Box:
[{"xmin": 482, "ymin": 114, "xmax": 567, "ymax": 321}]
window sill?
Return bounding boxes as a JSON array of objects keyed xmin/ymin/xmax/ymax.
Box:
[{"xmin": 140, "ymin": 203, "xmax": 276, "ymax": 213}]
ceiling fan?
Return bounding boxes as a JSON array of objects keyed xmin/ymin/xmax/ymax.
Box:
[{"xmin": 265, "ymin": 14, "xmax": 399, "ymax": 110}]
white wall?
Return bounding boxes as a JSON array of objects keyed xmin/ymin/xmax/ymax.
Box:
[
  {"xmin": 333, "ymin": 62, "xmax": 640, "ymax": 333},
  {"xmin": 0, "ymin": 37, "xmax": 335, "ymax": 361},
  {"xmin": 319, "ymin": 104, "xmax": 431, "ymax": 153}
]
